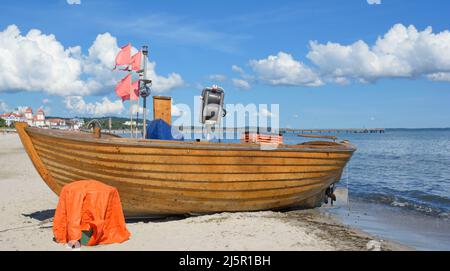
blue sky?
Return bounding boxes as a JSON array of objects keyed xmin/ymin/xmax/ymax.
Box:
[{"xmin": 0, "ymin": 0, "xmax": 450, "ymax": 128}]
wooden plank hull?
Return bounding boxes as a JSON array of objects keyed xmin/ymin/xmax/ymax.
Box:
[{"xmin": 15, "ymin": 123, "xmax": 356, "ymax": 217}]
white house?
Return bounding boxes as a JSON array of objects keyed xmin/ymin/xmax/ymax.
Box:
[
  {"xmin": 0, "ymin": 112, "xmax": 26, "ymax": 126},
  {"xmin": 33, "ymin": 108, "xmax": 46, "ymax": 127},
  {"xmin": 25, "ymin": 107, "xmax": 34, "ymax": 126},
  {"xmin": 46, "ymin": 118, "xmax": 67, "ymax": 129}
]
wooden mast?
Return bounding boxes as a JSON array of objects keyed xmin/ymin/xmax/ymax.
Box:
[{"xmin": 128, "ymin": 68, "xmax": 134, "ymax": 138}]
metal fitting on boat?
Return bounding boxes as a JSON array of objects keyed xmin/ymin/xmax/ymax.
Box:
[{"xmin": 325, "ymin": 184, "xmax": 337, "ymax": 205}]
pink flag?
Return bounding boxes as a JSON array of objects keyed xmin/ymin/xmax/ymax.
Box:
[
  {"xmin": 115, "ymin": 73, "xmax": 132, "ymax": 101},
  {"xmin": 130, "ymin": 51, "xmax": 142, "ymax": 71},
  {"xmin": 130, "ymin": 80, "xmax": 140, "ymax": 100},
  {"xmin": 121, "ymin": 94, "xmax": 130, "ymax": 102},
  {"xmin": 114, "ymin": 44, "xmax": 131, "ymax": 70}
]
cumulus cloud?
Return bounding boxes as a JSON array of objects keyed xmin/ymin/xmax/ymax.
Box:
[
  {"xmin": 231, "ymin": 65, "xmax": 254, "ymax": 81},
  {"xmin": 171, "ymin": 103, "xmax": 182, "ymax": 117},
  {"xmin": 367, "ymin": 0, "xmax": 381, "ymax": 4},
  {"xmin": 0, "ymin": 25, "xmax": 183, "ymax": 96},
  {"xmin": 249, "ymin": 52, "xmax": 323, "ymax": 87},
  {"xmin": 307, "ymin": 24, "xmax": 450, "ymax": 83},
  {"xmin": 259, "ymin": 107, "xmax": 273, "ymax": 117},
  {"xmin": 145, "ymin": 62, "xmax": 184, "ymax": 93},
  {"xmin": 427, "ymin": 72, "xmax": 450, "ymax": 82},
  {"xmin": 207, "ymin": 74, "xmax": 227, "ymax": 82},
  {"xmin": 239, "ymin": 23, "xmax": 450, "ymax": 88},
  {"xmin": 67, "ymin": 0, "xmax": 81, "ymax": 5},
  {"xmin": 231, "ymin": 78, "xmax": 251, "ymax": 90},
  {"xmin": 64, "ymin": 96, "xmax": 125, "ymax": 116},
  {"xmin": 0, "ymin": 100, "xmax": 9, "ymax": 112},
  {"xmin": 231, "ymin": 65, "xmax": 245, "ymax": 74}
]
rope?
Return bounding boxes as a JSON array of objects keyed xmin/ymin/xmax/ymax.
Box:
[{"xmin": 0, "ymin": 218, "xmax": 53, "ymax": 233}]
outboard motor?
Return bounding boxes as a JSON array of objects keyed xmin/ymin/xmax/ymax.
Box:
[{"xmin": 199, "ymin": 85, "xmax": 226, "ymax": 140}]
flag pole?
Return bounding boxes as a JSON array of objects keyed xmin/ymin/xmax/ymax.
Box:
[
  {"xmin": 136, "ymin": 95, "xmax": 140, "ymax": 138},
  {"xmin": 136, "ymin": 52, "xmax": 142, "ymax": 139},
  {"xmin": 129, "ymin": 68, "xmax": 134, "ymax": 138},
  {"xmin": 141, "ymin": 45, "xmax": 150, "ymax": 140}
]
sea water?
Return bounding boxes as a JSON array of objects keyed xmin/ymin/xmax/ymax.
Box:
[
  {"xmin": 290, "ymin": 129, "xmax": 450, "ymax": 250},
  {"xmin": 123, "ymin": 129, "xmax": 450, "ymax": 250}
]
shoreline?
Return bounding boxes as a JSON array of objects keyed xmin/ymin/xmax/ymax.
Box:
[{"xmin": 0, "ymin": 133, "xmax": 410, "ymax": 251}]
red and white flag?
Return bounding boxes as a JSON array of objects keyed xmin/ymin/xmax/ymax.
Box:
[
  {"xmin": 130, "ymin": 51, "xmax": 142, "ymax": 71},
  {"xmin": 113, "ymin": 43, "xmax": 131, "ymax": 70}
]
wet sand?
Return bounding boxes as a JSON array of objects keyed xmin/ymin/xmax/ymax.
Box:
[{"xmin": 0, "ymin": 133, "xmax": 410, "ymax": 251}]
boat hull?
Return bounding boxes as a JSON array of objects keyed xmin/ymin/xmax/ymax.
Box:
[{"xmin": 16, "ymin": 123, "xmax": 355, "ymax": 217}]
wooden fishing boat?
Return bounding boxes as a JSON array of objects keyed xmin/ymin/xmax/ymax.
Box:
[{"xmin": 16, "ymin": 122, "xmax": 356, "ymax": 217}]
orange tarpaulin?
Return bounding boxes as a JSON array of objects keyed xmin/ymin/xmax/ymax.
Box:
[{"xmin": 53, "ymin": 180, "xmax": 130, "ymax": 246}]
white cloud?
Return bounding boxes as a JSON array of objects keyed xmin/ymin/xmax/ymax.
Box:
[
  {"xmin": 232, "ymin": 65, "xmax": 245, "ymax": 74},
  {"xmin": 231, "ymin": 65, "xmax": 254, "ymax": 81},
  {"xmin": 367, "ymin": 0, "xmax": 381, "ymax": 4},
  {"xmin": 0, "ymin": 25, "xmax": 89, "ymax": 95},
  {"xmin": 15, "ymin": 106, "xmax": 28, "ymax": 114},
  {"xmin": 171, "ymin": 103, "xmax": 182, "ymax": 117},
  {"xmin": 42, "ymin": 98, "xmax": 50, "ymax": 104},
  {"xmin": 64, "ymin": 96, "xmax": 125, "ymax": 116},
  {"xmin": 145, "ymin": 61, "xmax": 184, "ymax": 93},
  {"xmin": 249, "ymin": 52, "xmax": 323, "ymax": 87},
  {"xmin": 427, "ymin": 72, "xmax": 450, "ymax": 82},
  {"xmin": 259, "ymin": 107, "xmax": 273, "ymax": 117},
  {"xmin": 307, "ymin": 24, "xmax": 450, "ymax": 83},
  {"xmin": 239, "ymin": 23, "xmax": 450, "ymax": 88},
  {"xmin": 0, "ymin": 100, "xmax": 9, "ymax": 112},
  {"xmin": 129, "ymin": 103, "xmax": 149, "ymax": 116},
  {"xmin": 207, "ymin": 74, "xmax": 227, "ymax": 82},
  {"xmin": 67, "ymin": 0, "xmax": 81, "ymax": 5},
  {"xmin": 0, "ymin": 25, "xmax": 183, "ymax": 96},
  {"xmin": 231, "ymin": 78, "xmax": 251, "ymax": 90}
]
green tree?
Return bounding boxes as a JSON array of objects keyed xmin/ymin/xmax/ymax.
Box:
[{"xmin": 0, "ymin": 118, "xmax": 6, "ymax": 127}]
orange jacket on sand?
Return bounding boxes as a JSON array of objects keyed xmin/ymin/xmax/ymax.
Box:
[{"xmin": 53, "ymin": 180, "xmax": 131, "ymax": 246}]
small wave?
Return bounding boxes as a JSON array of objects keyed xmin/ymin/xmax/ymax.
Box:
[
  {"xmin": 391, "ymin": 201, "xmax": 408, "ymax": 207},
  {"xmin": 405, "ymin": 190, "xmax": 450, "ymax": 206},
  {"xmin": 350, "ymin": 192, "xmax": 448, "ymax": 217}
]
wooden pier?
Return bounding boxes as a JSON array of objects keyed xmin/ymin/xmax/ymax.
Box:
[
  {"xmin": 104, "ymin": 127, "xmax": 385, "ymax": 135},
  {"xmin": 281, "ymin": 128, "xmax": 385, "ymax": 134}
]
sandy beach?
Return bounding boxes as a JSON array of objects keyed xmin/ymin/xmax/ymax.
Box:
[{"xmin": 0, "ymin": 133, "xmax": 409, "ymax": 251}]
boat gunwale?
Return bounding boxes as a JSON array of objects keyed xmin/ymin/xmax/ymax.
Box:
[{"xmin": 26, "ymin": 127, "xmax": 357, "ymax": 153}]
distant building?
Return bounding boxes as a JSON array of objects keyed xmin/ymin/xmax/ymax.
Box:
[
  {"xmin": 25, "ymin": 107, "xmax": 34, "ymax": 126},
  {"xmin": 1, "ymin": 107, "xmax": 80, "ymax": 130},
  {"xmin": 0, "ymin": 107, "xmax": 45, "ymax": 127},
  {"xmin": 72, "ymin": 118, "xmax": 85, "ymax": 130},
  {"xmin": 0, "ymin": 112, "xmax": 25, "ymax": 126},
  {"xmin": 123, "ymin": 121, "xmax": 137, "ymax": 126},
  {"xmin": 33, "ymin": 108, "xmax": 46, "ymax": 127},
  {"xmin": 45, "ymin": 118, "xmax": 67, "ymax": 129},
  {"xmin": 123, "ymin": 121, "xmax": 142, "ymax": 127},
  {"xmin": 13, "ymin": 107, "xmax": 47, "ymax": 127},
  {"xmin": 66, "ymin": 118, "xmax": 84, "ymax": 130}
]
